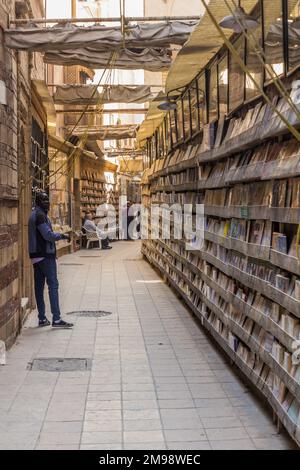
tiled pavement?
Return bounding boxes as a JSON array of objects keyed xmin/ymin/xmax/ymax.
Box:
[{"xmin": 0, "ymin": 241, "xmax": 297, "ymax": 450}]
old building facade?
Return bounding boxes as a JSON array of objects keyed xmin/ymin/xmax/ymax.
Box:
[{"xmin": 0, "ymin": 0, "xmax": 45, "ymax": 347}]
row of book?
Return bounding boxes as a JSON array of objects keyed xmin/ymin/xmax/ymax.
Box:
[
  {"xmin": 210, "ymin": 89, "xmax": 299, "ymax": 149},
  {"xmin": 81, "ymin": 196, "xmax": 107, "ymax": 203},
  {"xmin": 205, "ymin": 217, "xmax": 299, "ymax": 257},
  {"xmin": 149, "ymin": 100, "xmax": 300, "ymax": 181},
  {"xmin": 151, "ymin": 145, "xmax": 300, "ymax": 194},
  {"xmin": 152, "ymin": 191, "xmax": 204, "ymax": 205},
  {"xmin": 158, "ymin": 238, "xmax": 300, "ymax": 341},
  {"xmin": 81, "ymin": 189, "xmax": 106, "ymax": 196},
  {"xmin": 81, "ymin": 170, "xmax": 106, "ymax": 183},
  {"xmin": 143, "ymin": 240, "xmax": 300, "ymax": 432},
  {"xmin": 154, "ymin": 167, "xmax": 199, "ymax": 187},
  {"xmin": 204, "ymin": 178, "xmax": 300, "ymax": 208},
  {"xmin": 204, "ymin": 241, "xmax": 300, "ymax": 301},
  {"xmin": 146, "ymin": 237, "xmax": 300, "ymax": 383},
  {"xmin": 81, "ymin": 182, "xmax": 106, "ymax": 190}
]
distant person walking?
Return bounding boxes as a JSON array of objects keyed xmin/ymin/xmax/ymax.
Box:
[{"xmin": 28, "ymin": 191, "xmax": 73, "ymax": 328}]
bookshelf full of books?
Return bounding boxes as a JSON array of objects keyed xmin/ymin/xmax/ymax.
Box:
[
  {"xmin": 80, "ymin": 169, "xmax": 108, "ymax": 216},
  {"xmin": 141, "ymin": 100, "xmax": 300, "ymax": 447},
  {"xmin": 80, "ymin": 169, "xmax": 118, "ymax": 214}
]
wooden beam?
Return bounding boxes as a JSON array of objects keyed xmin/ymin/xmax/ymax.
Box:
[{"xmin": 71, "ymin": 0, "xmax": 76, "ymax": 19}]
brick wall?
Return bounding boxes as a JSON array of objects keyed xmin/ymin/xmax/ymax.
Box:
[{"xmin": 0, "ymin": 0, "xmax": 45, "ymax": 347}]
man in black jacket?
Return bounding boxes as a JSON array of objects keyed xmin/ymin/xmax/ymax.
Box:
[{"xmin": 28, "ymin": 191, "xmax": 73, "ymax": 328}]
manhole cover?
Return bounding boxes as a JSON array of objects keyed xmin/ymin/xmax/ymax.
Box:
[
  {"xmin": 28, "ymin": 358, "xmax": 92, "ymax": 372},
  {"xmin": 66, "ymin": 310, "xmax": 112, "ymax": 318}
]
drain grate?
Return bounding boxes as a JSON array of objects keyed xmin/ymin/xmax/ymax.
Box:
[
  {"xmin": 79, "ymin": 255, "xmax": 102, "ymax": 258},
  {"xmin": 28, "ymin": 357, "xmax": 92, "ymax": 372},
  {"xmin": 66, "ymin": 310, "xmax": 112, "ymax": 318}
]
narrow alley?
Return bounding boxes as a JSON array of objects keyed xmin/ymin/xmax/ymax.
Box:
[{"xmin": 0, "ymin": 242, "xmax": 295, "ymax": 450}]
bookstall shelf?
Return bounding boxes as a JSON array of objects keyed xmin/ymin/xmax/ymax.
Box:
[
  {"xmin": 80, "ymin": 170, "xmax": 118, "ymax": 217},
  {"xmin": 142, "ymin": 242, "xmax": 300, "ymax": 446}
]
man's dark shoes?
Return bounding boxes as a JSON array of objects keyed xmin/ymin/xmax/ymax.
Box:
[
  {"xmin": 38, "ymin": 318, "xmax": 51, "ymax": 327},
  {"xmin": 102, "ymin": 246, "xmax": 112, "ymax": 250},
  {"xmin": 52, "ymin": 319, "xmax": 73, "ymax": 328}
]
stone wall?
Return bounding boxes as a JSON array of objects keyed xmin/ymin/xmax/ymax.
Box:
[{"xmin": 0, "ymin": 0, "xmax": 45, "ymax": 347}]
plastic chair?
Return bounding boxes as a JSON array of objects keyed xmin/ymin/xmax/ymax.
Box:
[{"xmin": 84, "ymin": 227, "xmax": 100, "ymax": 249}]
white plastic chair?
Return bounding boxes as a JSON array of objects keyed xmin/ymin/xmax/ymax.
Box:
[{"xmin": 84, "ymin": 227, "xmax": 100, "ymax": 249}]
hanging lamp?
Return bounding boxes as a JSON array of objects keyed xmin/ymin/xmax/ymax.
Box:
[
  {"xmin": 219, "ymin": 1, "xmax": 259, "ymax": 33},
  {"xmin": 157, "ymin": 86, "xmax": 186, "ymax": 111},
  {"xmin": 158, "ymin": 100, "xmax": 177, "ymax": 111}
]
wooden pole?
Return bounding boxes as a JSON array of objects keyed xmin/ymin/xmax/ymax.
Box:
[
  {"xmin": 71, "ymin": 0, "xmax": 76, "ymax": 19},
  {"xmin": 10, "ymin": 15, "xmax": 201, "ymax": 25}
]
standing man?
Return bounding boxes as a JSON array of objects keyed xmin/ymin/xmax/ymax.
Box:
[{"xmin": 28, "ymin": 191, "xmax": 73, "ymax": 328}]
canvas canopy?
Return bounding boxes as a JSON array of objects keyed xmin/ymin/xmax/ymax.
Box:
[
  {"xmin": 73, "ymin": 125, "xmax": 138, "ymax": 141},
  {"xmin": 53, "ymin": 84, "xmax": 154, "ymax": 105},
  {"xmin": 119, "ymin": 159, "xmax": 143, "ymax": 173},
  {"xmin": 84, "ymin": 140, "xmax": 104, "ymax": 158},
  {"xmin": 44, "ymin": 47, "xmax": 172, "ymax": 71},
  {"xmin": 5, "ymin": 21, "xmax": 198, "ymax": 51},
  {"xmin": 136, "ymin": 91, "xmax": 167, "ymax": 145}
]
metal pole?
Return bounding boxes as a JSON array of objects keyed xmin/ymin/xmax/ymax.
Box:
[
  {"xmin": 46, "ymin": 83, "xmax": 163, "ymax": 88},
  {"xmin": 55, "ymin": 108, "xmax": 149, "ymax": 114},
  {"xmin": 10, "ymin": 15, "xmax": 201, "ymax": 25}
]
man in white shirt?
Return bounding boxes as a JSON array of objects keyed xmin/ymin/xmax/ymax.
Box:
[{"xmin": 83, "ymin": 213, "xmax": 112, "ymax": 250}]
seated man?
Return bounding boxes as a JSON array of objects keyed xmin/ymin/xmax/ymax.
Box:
[{"xmin": 83, "ymin": 213, "xmax": 112, "ymax": 250}]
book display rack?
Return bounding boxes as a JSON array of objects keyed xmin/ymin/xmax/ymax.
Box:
[
  {"xmin": 80, "ymin": 169, "xmax": 118, "ymax": 217},
  {"xmin": 142, "ymin": 92, "xmax": 300, "ymax": 448}
]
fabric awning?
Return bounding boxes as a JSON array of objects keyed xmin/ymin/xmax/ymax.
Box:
[
  {"xmin": 136, "ymin": 91, "xmax": 167, "ymax": 145},
  {"xmin": 44, "ymin": 47, "xmax": 172, "ymax": 71},
  {"xmin": 53, "ymin": 84, "xmax": 155, "ymax": 105},
  {"xmin": 73, "ymin": 125, "xmax": 138, "ymax": 141},
  {"xmin": 119, "ymin": 159, "xmax": 143, "ymax": 173},
  {"xmin": 5, "ymin": 21, "xmax": 198, "ymax": 51},
  {"xmin": 32, "ymin": 79, "xmax": 56, "ymax": 134},
  {"xmin": 84, "ymin": 140, "xmax": 104, "ymax": 158}
]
